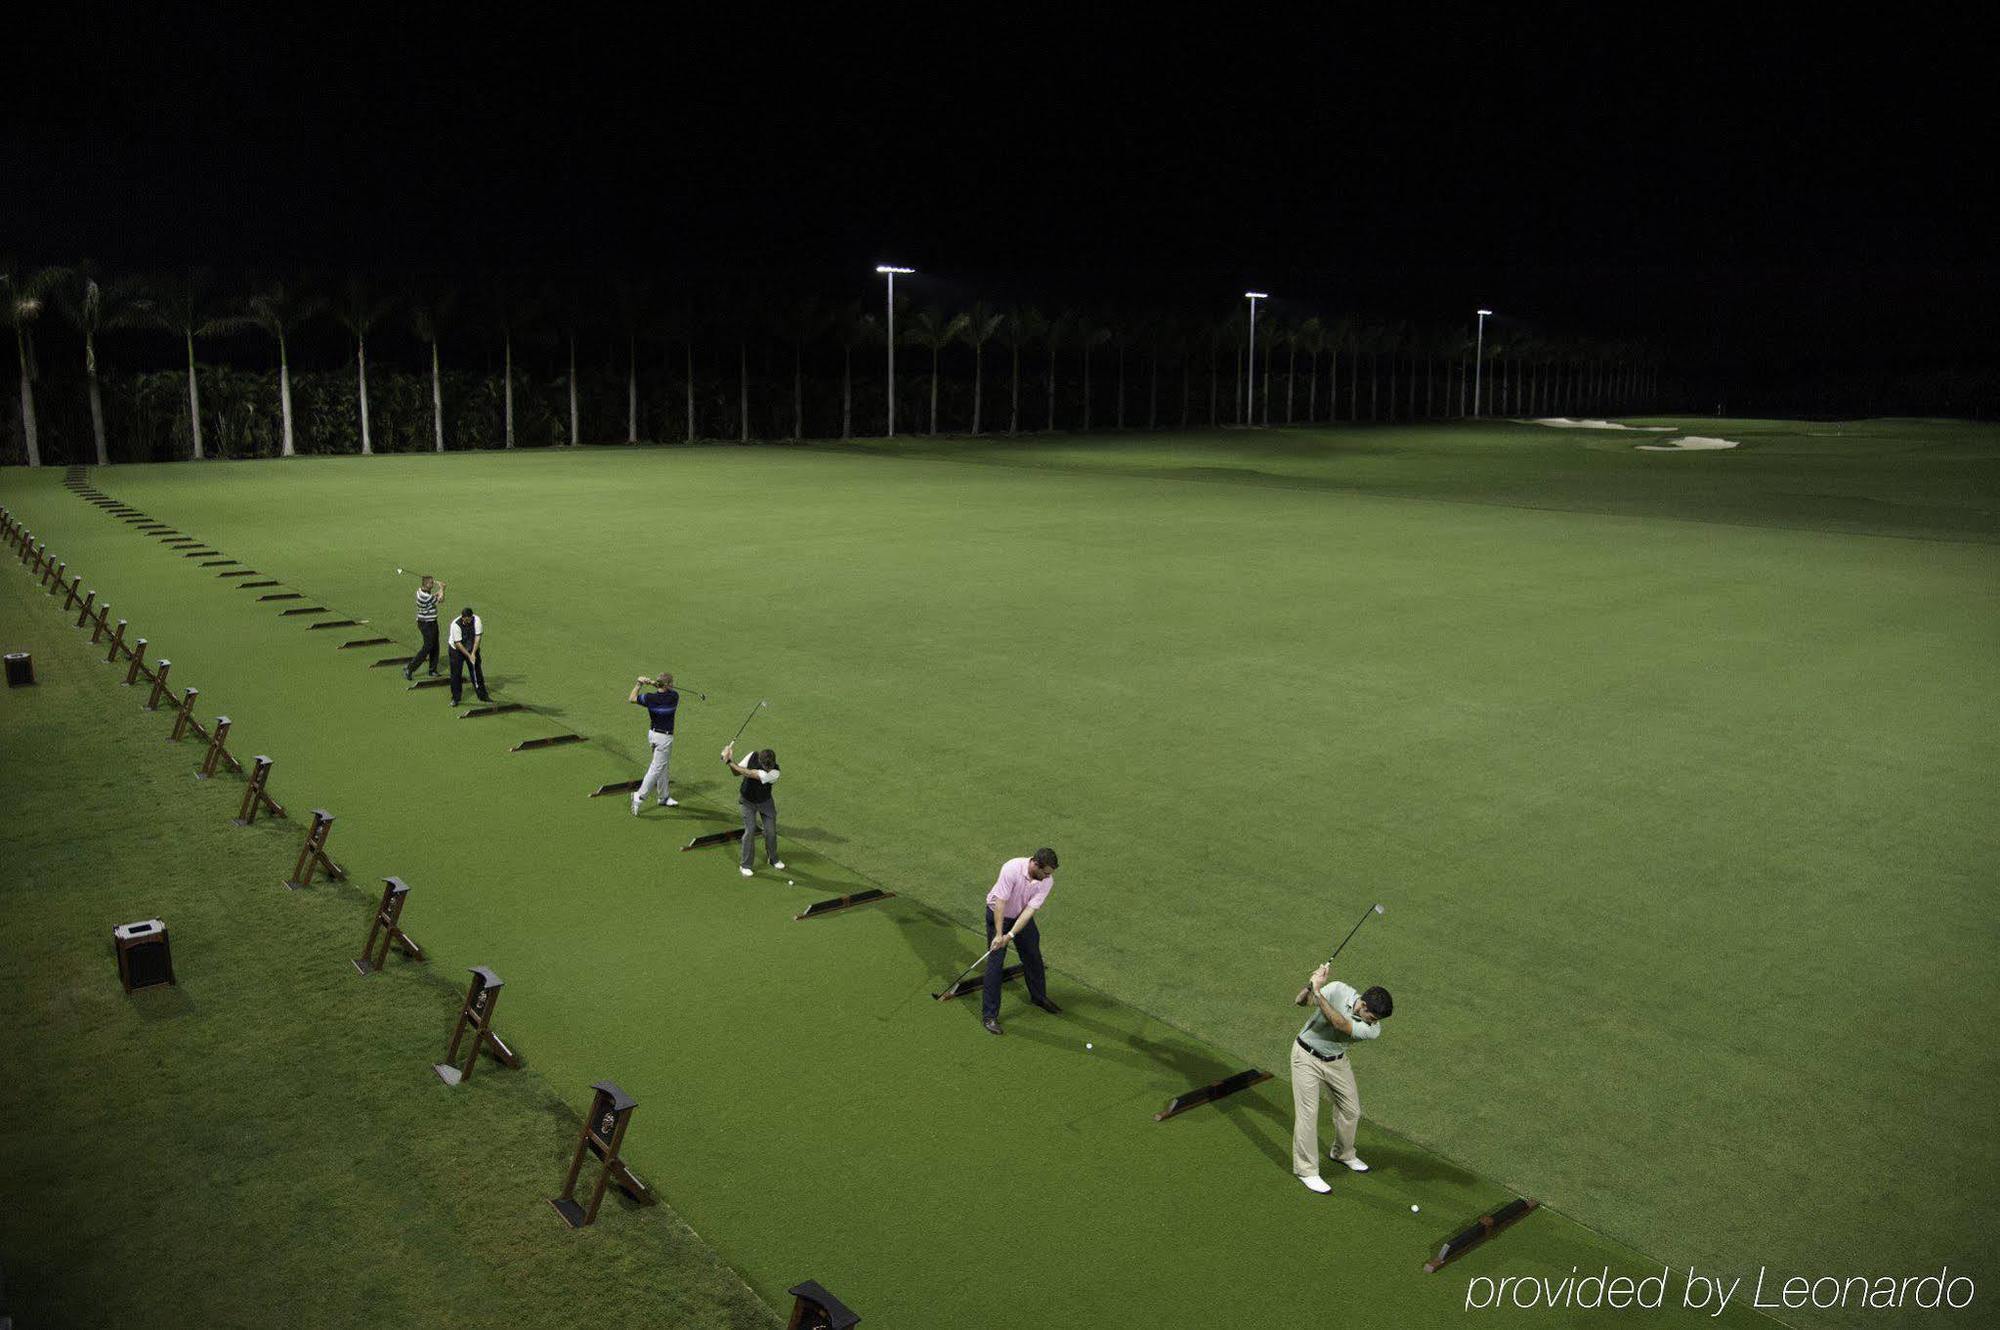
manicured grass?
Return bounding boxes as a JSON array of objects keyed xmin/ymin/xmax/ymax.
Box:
[
  {"xmin": 0, "ymin": 569, "xmax": 777, "ymax": 1330},
  {"xmin": 5, "ymin": 416, "xmax": 1995, "ymax": 1327}
]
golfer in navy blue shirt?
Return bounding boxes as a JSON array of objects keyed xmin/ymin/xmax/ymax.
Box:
[{"xmin": 626, "ymin": 672, "xmax": 680, "ymax": 814}]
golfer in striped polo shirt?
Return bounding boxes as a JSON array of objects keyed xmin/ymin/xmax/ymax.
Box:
[
  {"xmin": 403, "ymin": 574, "xmax": 445, "ymax": 679},
  {"xmin": 1291, "ymin": 966, "xmax": 1393, "ymax": 1193}
]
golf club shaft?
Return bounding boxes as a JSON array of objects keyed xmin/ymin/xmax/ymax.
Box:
[
  {"xmin": 1294, "ymin": 904, "xmax": 1380, "ymax": 1006},
  {"xmin": 729, "ymin": 699, "xmax": 766, "ymax": 746},
  {"xmin": 936, "ymin": 943, "xmax": 999, "ymax": 999}
]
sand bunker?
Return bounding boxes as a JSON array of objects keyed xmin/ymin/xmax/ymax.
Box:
[
  {"xmin": 1635, "ymin": 436, "xmax": 1740, "ymax": 451},
  {"xmin": 1528, "ymin": 418, "xmax": 1674, "ymax": 431}
]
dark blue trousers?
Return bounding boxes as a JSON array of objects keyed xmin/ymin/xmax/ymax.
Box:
[{"xmin": 982, "ymin": 908, "xmax": 1048, "ymax": 1020}]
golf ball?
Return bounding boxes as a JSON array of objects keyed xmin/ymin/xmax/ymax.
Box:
[
  {"xmin": 1086, "ymin": 1042, "xmax": 1093, "ymax": 1050},
  {"xmin": 787, "ymin": 879, "xmax": 794, "ymax": 885},
  {"xmin": 1411, "ymin": 1205, "xmax": 1420, "ymax": 1213},
  {"xmin": 396, "ymin": 567, "xmax": 403, "ymax": 574}
]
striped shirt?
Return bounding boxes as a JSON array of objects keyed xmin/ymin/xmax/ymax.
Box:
[{"xmin": 415, "ymin": 588, "xmax": 441, "ymax": 621}]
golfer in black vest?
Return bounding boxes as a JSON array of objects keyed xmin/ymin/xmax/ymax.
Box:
[
  {"xmin": 722, "ymin": 741, "xmax": 782, "ymax": 876},
  {"xmin": 447, "ymin": 607, "xmax": 489, "ymax": 705}
]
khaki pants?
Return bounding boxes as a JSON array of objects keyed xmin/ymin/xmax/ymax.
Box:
[{"xmin": 1290, "ymin": 1041, "xmax": 1360, "ymax": 1176}]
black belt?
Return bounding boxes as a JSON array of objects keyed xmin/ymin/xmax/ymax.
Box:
[{"xmin": 1296, "ymin": 1038, "xmax": 1344, "ymax": 1062}]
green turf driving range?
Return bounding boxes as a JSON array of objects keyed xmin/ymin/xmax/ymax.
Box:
[{"xmin": 4, "ymin": 417, "xmax": 1996, "ymax": 1328}]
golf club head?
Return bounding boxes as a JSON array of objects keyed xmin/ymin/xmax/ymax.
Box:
[{"xmin": 1374, "ymin": 903, "xmax": 1385, "ymax": 915}]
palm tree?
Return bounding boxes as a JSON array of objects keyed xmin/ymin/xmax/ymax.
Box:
[
  {"xmin": 1042, "ymin": 311, "xmax": 1073, "ymax": 431},
  {"xmin": 1109, "ymin": 318, "xmax": 1138, "ymax": 430},
  {"xmin": 52, "ymin": 264, "xmax": 147, "ymax": 465},
  {"xmin": 1077, "ymin": 317, "xmax": 1110, "ymax": 432},
  {"xmin": 1000, "ymin": 307, "xmax": 1045, "ymax": 436},
  {"xmin": 1254, "ymin": 315, "xmax": 1279, "ymax": 426},
  {"xmin": 244, "ymin": 280, "xmax": 324, "ymax": 458},
  {"xmin": 0, "ymin": 262, "xmax": 62, "ymax": 468},
  {"xmin": 409, "ymin": 290, "xmax": 457, "ymax": 454},
  {"xmin": 960, "ymin": 301, "xmax": 1003, "ymax": 435},
  {"xmin": 901, "ymin": 307, "xmax": 968, "ymax": 436},
  {"xmin": 141, "ymin": 268, "xmax": 243, "ymax": 460},
  {"xmin": 777, "ymin": 298, "xmax": 829, "ymax": 440},
  {"xmin": 540, "ymin": 282, "xmax": 589, "ymax": 447},
  {"xmin": 834, "ymin": 300, "xmax": 878, "ymax": 441},
  {"xmin": 1294, "ymin": 317, "xmax": 1326, "ymax": 425},
  {"xmin": 485, "ymin": 283, "xmax": 540, "ymax": 449},
  {"xmin": 616, "ymin": 277, "xmax": 653, "ymax": 444},
  {"xmin": 335, "ymin": 277, "xmax": 395, "ymax": 455}
]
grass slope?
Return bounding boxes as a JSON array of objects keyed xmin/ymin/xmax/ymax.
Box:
[
  {"xmin": 7, "ymin": 417, "xmax": 1995, "ymax": 1326},
  {"xmin": 0, "ymin": 567, "xmax": 778, "ymax": 1329}
]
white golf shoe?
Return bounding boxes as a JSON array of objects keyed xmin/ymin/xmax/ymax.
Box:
[
  {"xmin": 659, "ymin": 797, "xmax": 678, "ymax": 808},
  {"xmin": 1299, "ymin": 1175, "xmax": 1332, "ymax": 1194},
  {"xmin": 772, "ymin": 860, "xmax": 785, "ymax": 870},
  {"xmin": 740, "ymin": 867, "xmax": 754, "ymax": 877},
  {"xmin": 630, "ymin": 796, "xmax": 642, "ymax": 816},
  {"xmin": 1333, "ymin": 1154, "xmax": 1370, "ymax": 1172}
]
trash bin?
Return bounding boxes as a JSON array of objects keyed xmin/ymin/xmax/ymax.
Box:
[{"xmin": 3, "ymin": 652, "xmax": 33, "ymax": 687}]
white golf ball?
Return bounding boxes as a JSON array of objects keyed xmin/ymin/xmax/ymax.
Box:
[
  {"xmin": 1085, "ymin": 1042, "xmax": 1093, "ymax": 1050},
  {"xmin": 787, "ymin": 879, "xmax": 794, "ymax": 885},
  {"xmin": 1411, "ymin": 1204, "xmax": 1420, "ymax": 1213},
  {"xmin": 396, "ymin": 567, "xmax": 403, "ymax": 574}
]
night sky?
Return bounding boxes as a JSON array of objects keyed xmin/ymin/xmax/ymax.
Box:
[{"xmin": 7, "ymin": 7, "xmax": 1994, "ymax": 407}]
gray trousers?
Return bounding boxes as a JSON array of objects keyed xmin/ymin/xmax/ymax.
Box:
[{"xmin": 740, "ymin": 798, "xmax": 778, "ymax": 868}]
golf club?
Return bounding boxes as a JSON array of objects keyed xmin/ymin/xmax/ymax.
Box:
[
  {"xmin": 1294, "ymin": 902, "xmax": 1385, "ymax": 1005},
  {"xmin": 729, "ymin": 698, "xmax": 768, "ymax": 746},
  {"xmin": 652, "ymin": 676, "xmax": 708, "ymax": 704},
  {"xmin": 932, "ymin": 942, "xmax": 1001, "ymax": 1001}
]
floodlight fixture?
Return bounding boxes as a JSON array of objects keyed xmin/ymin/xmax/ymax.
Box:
[
  {"xmin": 1244, "ymin": 291, "xmax": 1269, "ymax": 426},
  {"xmin": 876, "ymin": 265, "xmax": 916, "ymax": 434},
  {"xmin": 1474, "ymin": 307, "xmax": 1494, "ymax": 418}
]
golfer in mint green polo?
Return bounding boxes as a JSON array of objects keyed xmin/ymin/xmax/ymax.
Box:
[{"xmin": 1291, "ymin": 965, "xmax": 1394, "ymax": 1193}]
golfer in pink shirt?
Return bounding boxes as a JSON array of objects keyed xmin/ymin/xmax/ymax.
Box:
[{"xmin": 981, "ymin": 848, "xmax": 1061, "ymax": 1035}]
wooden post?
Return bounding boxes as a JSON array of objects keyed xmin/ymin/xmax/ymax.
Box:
[
  {"xmin": 48, "ymin": 559, "xmax": 65, "ymax": 592},
  {"xmin": 549, "ymin": 1081, "xmax": 646, "ymax": 1228},
  {"xmin": 75, "ymin": 589, "xmax": 96, "ymax": 628},
  {"xmin": 90, "ymin": 605, "xmax": 111, "ymax": 644},
  {"xmin": 103, "ymin": 618, "xmax": 128, "ymax": 664},
  {"xmin": 434, "ymin": 967, "xmax": 516, "ymax": 1086},
  {"xmin": 354, "ymin": 877, "xmax": 425, "ymax": 974},
  {"xmin": 196, "ymin": 716, "xmax": 234, "ymax": 779},
  {"xmin": 123, "ymin": 639, "xmax": 150, "ymax": 686},
  {"xmin": 286, "ymin": 810, "xmax": 347, "ymax": 890},
  {"xmin": 784, "ymin": 1282, "xmax": 862, "ymax": 1330},
  {"xmin": 145, "ymin": 660, "xmax": 174, "ymax": 710},
  {"xmin": 233, "ymin": 756, "xmax": 286, "ymax": 825},
  {"xmin": 61, "ymin": 574, "xmax": 82, "ymax": 611},
  {"xmin": 167, "ymin": 688, "xmax": 201, "ymax": 741}
]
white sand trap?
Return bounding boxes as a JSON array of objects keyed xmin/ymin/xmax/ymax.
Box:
[
  {"xmin": 1636, "ymin": 436, "xmax": 1740, "ymax": 451},
  {"xmin": 1527, "ymin": 417, "xmax": 1674, "ymax": 431}
]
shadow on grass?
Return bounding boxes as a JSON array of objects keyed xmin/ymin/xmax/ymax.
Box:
[{"xmin": 130, "ymin": 984, "xmax": 196, "ymax": 1020}]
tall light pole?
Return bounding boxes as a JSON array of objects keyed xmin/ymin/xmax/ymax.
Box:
[
  {"xmin": 876, "ymin": 265, "xmax": 914, "ymax": 436},
  {"xmin": 1244, "ymin": 291, "xmax": 1267, "ymax": 426},
  {"xmin": 1473, "ymin": 308, "xmax": 1493, "ymax": 418}
]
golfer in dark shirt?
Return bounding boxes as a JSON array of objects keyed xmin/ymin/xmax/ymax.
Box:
[
  {"xmin": 627, "ymin": 672, "xmax": 679, "ymax": 813},
  {"xmin": 447, "ymin": 608, "xmax": 488, "ymax": 704},
  {"xmin": 722, "ymin": 741, "xmax": 782, "ymax": 875}
]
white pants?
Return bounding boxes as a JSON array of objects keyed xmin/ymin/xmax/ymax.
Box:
[{"xmin": 636, "ymin": 731, "xmax": 674, "ymax": 803}]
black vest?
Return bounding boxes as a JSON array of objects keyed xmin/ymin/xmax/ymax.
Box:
[{"xmin": 740, "ymin": 759, "xmax": 776, "ymax": 805}]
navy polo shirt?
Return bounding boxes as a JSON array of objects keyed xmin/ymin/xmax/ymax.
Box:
[{"xmin": 636, "ymin": 689, "xmax": 679, "ymax": 734}]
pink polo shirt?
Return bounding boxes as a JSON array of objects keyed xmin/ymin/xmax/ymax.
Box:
[{"xmin": 985, "ymin": 857, "xmax": 1053, "ymax": 919}]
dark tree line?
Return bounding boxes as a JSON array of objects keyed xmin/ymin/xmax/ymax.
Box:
[{"xmin": 2, "ymin": 262, "xmax": 1674, "ymax": 466}]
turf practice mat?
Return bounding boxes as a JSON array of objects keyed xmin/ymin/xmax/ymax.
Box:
[{"xmin": 6, "ymin": 418, "xmax": 1996, "ymax": 1328}]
